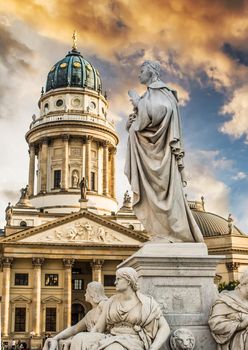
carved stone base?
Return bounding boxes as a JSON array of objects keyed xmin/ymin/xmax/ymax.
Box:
[
  {"xmin": 30, "ymin": 337, "xmax": 43, "ymax": 350},
  {"xmin": 119, "ymin": 242, "xmax": 223, "ymax": 350}
]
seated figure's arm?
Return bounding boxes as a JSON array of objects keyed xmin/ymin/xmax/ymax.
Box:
[
  {"xmin": 54, "ymin": 318, "xmax": 87, "ymax": 341},
  {"xmin": 149, "ymin": 316, "xmax": 170, "ymax": 350}
]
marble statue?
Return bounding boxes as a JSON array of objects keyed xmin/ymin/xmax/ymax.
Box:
[
  {"xmin": 79, "ymin": 177, "xmax": 87, "ymax": 200},
  {"xmin": 5, "ymin": 202, "xmax": 12, "ymax": 226},
  {"xmin": 170, "ymin": 328, "xmax": 195, "ymax": 350},
  {"xmin": 209, "ymin": 269, "xmax": 248, "ymax": 349},
  {"xmin": 43, "ymin": 282, "xmax": 108, "ymax": 350},
  {"xmin": 227, "ymin": 213, "xmax": 234, "ymax": 234},
  {"xmin": 20, "ymin": 185, "xmax": 29, "ymax": 199},
  {"xmin": 72, "ymin": 170, "xmax": 79, "ymax": 188},
  {"xmin": 91, "ymin": 266, "xmax": 170, "ymax": 350},
  {"xmin": 124, "ymin": 60, "xmax": 203, "ymax": 243}
]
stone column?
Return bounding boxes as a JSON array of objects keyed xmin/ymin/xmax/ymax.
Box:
[
  {"xmin": 2, "ymin": 257, "xmax": 13, "ymax": 337},
  {"xmin": 28, "ymin": 143, "xmax": 35, "ymax": 196},
  {"xmin": 85, "ymin": 136, "xmax": 92, "ymax": 188},
  {"xmin": 226, "ymin": 261, "xmax": 240, "ymax": 281},
  {"xmin": 109, "ymin": 148, "xmax": 117, "ymax": 199},
  {"xmin": 32, "ymin": 258, "xmax": 44, "ymax": 336},
  {"xmin": 91, "ymin": 259, "xmax": 104, "ymax": 282},
  {"xmin": 40, "ymin": 138, "xmax": 48, "ymax": 193},
  {"xmin": 61, "ymin": 135, "xmax": 69, "ymax": 191},
  {"xmin": 102, "ymin": 141, "xmax": 109, "ymax": 196},
  {"xmin": 63, "ymin": 259, "xmax": 74, "ymax": 328}
]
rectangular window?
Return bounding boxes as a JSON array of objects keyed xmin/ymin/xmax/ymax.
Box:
[
  {"xmin": 45, "ymin": 274, "xmax": 59, "ymax": 286},
  {"xmin": 54, "ymin": 170, "xmax": 61, "ymax": 189},
  {"xmin": 90, "ymin": 172, "xmax": 95, "ymax": 191},
  {"xmin": 15, "ymin": 307, "xmax": 26, "ymax": 332},
  {"xmin": 72, "ymin": 279, "xmax": 84, "ymax": 290},
  {"xmin": 45, "ymin": 307, "xmax": 56, "ymax": 332},
  {"xmin": 104, "ymin": 275, "xmax": 116, "ymax": 287},
  {"xmin": 15, "ymin": 273, "xmax": 28, "ymax": 286}
]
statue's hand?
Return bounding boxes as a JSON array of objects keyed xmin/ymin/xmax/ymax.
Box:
[{"xmin": 126, "ymin": 113, "xmax": 137, "ymax": 131}]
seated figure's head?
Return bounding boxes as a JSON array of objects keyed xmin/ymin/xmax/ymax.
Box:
[
  {"xmin": 139, "ymin": 60, "xmax": 161, "ymax": 85},
  {"xmin": 236, "ymin": 269, "xmax": 248, "ymax": 298},
  {"xmin": 85, "ymin": 281, "xmax": 107, "ymax": 305},
  {"xmin": 115, "ymin": 267, "xmax": 139, "ymax": 292},
  {"xmin": 170, "ymin": 328, "xmax": 195, "ymax": 350}
]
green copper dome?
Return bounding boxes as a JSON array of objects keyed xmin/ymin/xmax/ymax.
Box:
[{"xmin": 46, "ymin": 49, "xmax": 102, "ymax": 93}]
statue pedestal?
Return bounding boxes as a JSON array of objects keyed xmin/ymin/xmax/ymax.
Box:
[{"xmin": 119, "ymin": 242, "xmax": 223, "ymax": 350}]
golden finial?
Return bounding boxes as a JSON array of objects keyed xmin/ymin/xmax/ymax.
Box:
[{"xmin": 72, "ymin": 30, "xmax": 77, "ymax": 51}]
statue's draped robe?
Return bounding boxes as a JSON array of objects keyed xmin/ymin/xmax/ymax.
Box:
[
  {"xmin": 125, "ymin": 80, "xmax": 203, "ymax": 242},
  {"xmin": 209, "ymin": 291, "xmax": 248, "ymax": 349},
  {"xmin": 98, "ymin": 292, "xmax": 163, "ymax": 350}
]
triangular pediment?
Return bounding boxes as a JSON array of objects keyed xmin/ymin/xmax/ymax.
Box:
[
  {"xmin": 2, "ymin": 210, "xmax": 148, "ymax": 246},
  {"xmin": 42, "ymin": 296, "xmax": 62, "ymax": 304},
  {"xmin": 11, "ymin": 295, "xmax": 32, "ymax": 303}
]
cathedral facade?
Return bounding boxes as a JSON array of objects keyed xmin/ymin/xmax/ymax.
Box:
[{"xmin": 1, "ymin": 43, "xmax": 248, "ymax": 349}]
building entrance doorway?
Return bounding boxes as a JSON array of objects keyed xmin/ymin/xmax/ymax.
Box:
[{"xmin": 71, "ymin": 303, "xmax": 85, "ymax": 325}]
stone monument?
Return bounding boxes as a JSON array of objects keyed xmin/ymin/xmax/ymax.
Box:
[
  {"xmin": 209, "ymin": 268, "xmax": 248, "ymax": 349},
  {"xmin": 121, "ymin": 60, "xmax": 222, "ymax": 349}
]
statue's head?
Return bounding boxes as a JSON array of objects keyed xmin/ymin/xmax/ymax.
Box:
[
  {"xmin": 115, "ymin": 267, "xmax": 139, "ymax": 292},
  {"xmin": 85, "ymin": 281, "xmax": 107, "ymax": 305},
  {"xmin": 236, "ymin": 269, "xmax": 248, "ymax": 297},
  {"xmin": 170, "ymin": 328, "xmax": 195, "ymax": 350},
  {"xmin": 139, "ymin": 60, "xmax": 161, "ymax": 85}
]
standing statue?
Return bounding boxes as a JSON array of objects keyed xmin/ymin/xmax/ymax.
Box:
[
  {"xmin": 227, "ymin": 213, "xmax": 234, "ymax": 234},
  {"xmin": 209, "ymin": 269, "xmax": 248, "ymax": 349},
  {"xmin": 72, "ymin": 170, "xmax": 79, "ymax": 188},
  {"xmin": 79, "ymin": 177, "xmax": 88, "ymax": 200},
  {"xmin": 44, "ymin": 282, "xmax": 108, "ymax": 350},
  {"xmin": 124, "ymin": 60, "xmax": 203, "ymax": 243},
  {"xmin": 5, "ymin": 202, "xmax": 12, "ymax": 226},
  {"xmin": 21, "ymin": 185, "xmax": 29, "ymax": 199}
]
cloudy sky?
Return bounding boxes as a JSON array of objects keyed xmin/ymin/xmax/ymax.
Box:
[{"xmin": 1, "ymin": 0, "xmax": 248, "ymax": 231}]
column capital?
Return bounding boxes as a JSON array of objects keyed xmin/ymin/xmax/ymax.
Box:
[
  {"xmin": 32, "ymin": 257, "xmax": 45, "ymax": 267},
  {"xmin": 102, "ymin": 140, "xmax": 110, "ymax": 148},
  {"xmin": 91, "ymin": 259, "xmax": 104, "ymax": 269},
  {"xmin": 226, "ymin": 262, "xmax": 240, "ymax": 272},
  {"xmin": 62, "ymin": 134, "xmax": 70, "ymax": 141},
  {"xmin": 41, "ymin": 137, "xmax": 49, "ymax": 145},
  {"xmin": 85, "ymin": 135, "xmax": 93, "ymax": 144},
  {"xmin": 109, "ymin": 147, "xmax": 117, "ymax": 155},
  {"xmin": 63, "ymin": 258, "xmax": 75, "ymax": 268},
  {"xmin": 2, "ymin": 257, "xmax": 13, "ymax": 268}
]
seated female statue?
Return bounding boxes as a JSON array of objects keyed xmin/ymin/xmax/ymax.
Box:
[
  {"xmin": 43, "ymin": 281, "xmax": 108, "ymax": 350},
  {"xmin": 90, "ymin": 266, "xmax": 170, "ymax": 350}
]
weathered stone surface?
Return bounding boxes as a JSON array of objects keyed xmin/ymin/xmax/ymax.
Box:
[{"xmin": 120, "ymin": 242, "xmax": 223, "ymax": 350}]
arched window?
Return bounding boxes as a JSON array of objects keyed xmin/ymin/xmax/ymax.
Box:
[{"xmin": 20, "ymin": 221, "xmax": 27, "ymax": 227}]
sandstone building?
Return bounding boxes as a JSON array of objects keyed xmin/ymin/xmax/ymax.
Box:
[{"xmin": 0, "ymin": 43, "xmax": 247, "ymax": 349}]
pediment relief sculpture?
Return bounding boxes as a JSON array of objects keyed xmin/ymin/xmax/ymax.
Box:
[{"xmin": 43, "ymin": 220, "xmax": 123, "ymax": 243}]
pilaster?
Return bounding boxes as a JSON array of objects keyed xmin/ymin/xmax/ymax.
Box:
[
  {"xmin": 109, "ymin": 148, "xmax": 117, "ymax": 198},
  {"xmin": 85, "ymin": 136, "xmax": 93, "ymax": 188},
  {"xmin": 61, "ymin": 134, "xmax": 69, "ymax": 191},
  {"xmin": 32, "ymin": 257, "xmax": 44, "ymax": 336},
  {"xmin": 102, "ymin": 141, "xmax": 109, "ymax": 196},
  {"xmin": 28, "ymin": 143, "xmax": 35, "ymax": 196},
  {"xmin": 63, "ymin": 259, "xmax": 74, "ymax": 328},
  {"xmin": 91, "ymin": 259, "xmax": 104, "ymax": 282},
  {"xmin": 2, "ymin": 257, "xmax": 13, "ymax": 337},
  {"xmin": 40, "ymin": 138, "xmax": 48, "ymax": 193}
]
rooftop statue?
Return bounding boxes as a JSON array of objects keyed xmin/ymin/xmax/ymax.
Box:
[
  {"xmin": 43, "ymin": 282, "xmax": 108, "ymax": 350},
  {"xmin": 209, "ymin": 269, "xmax": 248, "ymax": 349},
  {"xmin": 124, "ymin": 60, "xmax": 203, "ymax": 243}
]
